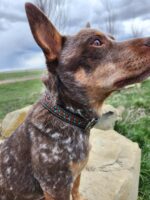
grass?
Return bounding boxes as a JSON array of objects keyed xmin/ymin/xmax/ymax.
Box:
[
  {"xmin": 106, "ymin": 80, "xmax": 150, "ymax": 200},
  {"xmin": 0, "ymin": 79, "xmax": 43, "ymax": 120},
  {"xmin": 0, "ymin": 69, "xmax": 43, "ymax": 81},
  {"xmin": 0, "ymin": 70, "xmax": 149, "ymax": 200}
]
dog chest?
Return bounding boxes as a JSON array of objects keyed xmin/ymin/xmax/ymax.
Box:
[
  {"xmin": 30, "ymin": 127, "xmax": 90, "ymax": 165},
  {"xmin": 29, "ymin": 116, "xmax": 91, "ymax": 193}
]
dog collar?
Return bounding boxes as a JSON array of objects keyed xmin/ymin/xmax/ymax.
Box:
[{"xmin": 41, "ymin": 94, "xmax": 98, "ymax": 130}]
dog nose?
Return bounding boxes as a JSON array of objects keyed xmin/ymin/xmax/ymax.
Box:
[{"xmin": 144, "ymin": 39, "xmax": 150, "ymax": 47}]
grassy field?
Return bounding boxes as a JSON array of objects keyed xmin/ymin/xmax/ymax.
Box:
[
  {"xmin": 0, "ymin": 79, "xmax": 43, "ymax": 120},
  {"xmin": 106, "ymin": 80, "xmax": 150, "ymax": 200},
  {"xmin": 0, "ymin": 70, "xmax": 149, "ymax": 200},
  {"xmin": 0, "ymin": 69, "xmax": 43, "ymax": 81}
]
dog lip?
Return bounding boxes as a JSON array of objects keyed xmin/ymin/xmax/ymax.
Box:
[{"xmin": 114, "ymin": 68, "xmax": 150, "ymax": 88}]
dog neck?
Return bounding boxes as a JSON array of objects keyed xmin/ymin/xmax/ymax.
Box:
[
  {"xmin": 56, "ymin": 75, "xmax": 98, "ymax": 121},
  {"xmin": 42, "ymin": 80, "xmax": 98, "ymax": 128},
  {"xmin": 42, "ymin": 72, "xmax": 99, "ymax": 122}
]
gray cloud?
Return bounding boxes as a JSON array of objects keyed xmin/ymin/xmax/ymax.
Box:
[
  {"xmin": 113, "ymin": 0, "xmax": 150, "ymax": 22},
  {"xmin": 0, "ymin": 0, "xmax": 27, "ymax": 23},
  {"xmin": 0, "ymin": 0, "xmax": 150, "ymax": 71},
  {"xmin": 0, "ymin": 10, "xmax": 25, "ymax": 23},
  {"xmin": 89, "ymin": 0, "xmax": 149, "ymax": 32}
]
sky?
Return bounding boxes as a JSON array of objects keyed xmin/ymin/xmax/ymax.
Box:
[{"xmin": 0, "ymin": 0, "xmax": 150, "ymax": 71}]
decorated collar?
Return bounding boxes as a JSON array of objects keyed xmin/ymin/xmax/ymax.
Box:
[{"xmin": 41, "ymin": 94, "xmax": 98, "ymax": 130}]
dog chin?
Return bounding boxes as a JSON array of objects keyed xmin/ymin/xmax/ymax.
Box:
[{"xmin": 114, "ymin": 68, "xmax": 150, "ymax": 88}]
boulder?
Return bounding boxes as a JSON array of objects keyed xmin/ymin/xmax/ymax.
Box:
[
  {"xmin": 80, "ymin": 128, "xmax": 141, "ymax": 200},
  {"xmin": 1, "ymin": 105, "xmax": 32, "ymax": 138},
  {"xmin": 94, "ymin": 104, "xmax": 125, "ymax": 130}
]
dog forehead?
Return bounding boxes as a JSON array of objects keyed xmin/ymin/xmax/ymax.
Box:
[
  {"xmin": 76, "ymin": 28, "xmax": 104, "ymax": 38},
  {"xmin": 60, "ymin": 28, "xmax": 105, "ymax": 61},
  {"xmin": 65, "ymin": 29, "xmax": 104, "ymax": 45}
]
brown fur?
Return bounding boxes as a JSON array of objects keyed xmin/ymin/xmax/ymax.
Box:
[
  {"xmin": 44, "ymin": 192, "xmax": 55, "ymax": 200},
  {"xmin": 0, "ymin": 2, "xmax": 150, "ymax": 200},
  {"xmin": 72, "ymin": 175, "xmax": 86, "ymax": 200}
]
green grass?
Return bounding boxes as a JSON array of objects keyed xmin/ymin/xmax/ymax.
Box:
[
  {"xmin": 0, "ymin": 79, "xmax": 43, "ymax": 120},
  {"xmin": 0, "ymin": 69, "xmax": 43, "ymax": 81},
  {"xmin": 106, "ymin": 80, "xmax": 150, "ymax": 200}
]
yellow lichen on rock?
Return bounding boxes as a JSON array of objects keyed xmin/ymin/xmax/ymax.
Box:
[{"xmin": 1, "ymin": 105, "xmax": 32, "ymax": 138}]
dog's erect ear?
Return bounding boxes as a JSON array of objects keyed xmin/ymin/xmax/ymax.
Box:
[
  {"xmin": 85, "ymin": 22, "xmax": 91, "ymax": 28},
  {"xmin": 108, "ymin": 34, "xmax": 115, "ymax": 40},
  {"xmin": 25, "ymin": 3, "xmax": 62, "ymax": 61}
]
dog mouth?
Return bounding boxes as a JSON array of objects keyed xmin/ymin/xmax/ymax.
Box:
[{"xmin": 114, "ymin": 68, "xmax": 150, "ymax": 88}]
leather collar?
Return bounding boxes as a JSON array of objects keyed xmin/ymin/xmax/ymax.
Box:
[{"xmin": 41, "ymin": 94, "xmax": 98, "ymax": 130}]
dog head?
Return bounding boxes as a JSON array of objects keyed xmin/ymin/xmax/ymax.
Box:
[{"xmin": 25, "ymin": 3, "xmax": 150, "ymax": 111}]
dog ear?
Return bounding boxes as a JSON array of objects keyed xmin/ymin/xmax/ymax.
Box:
[
  {"xmin": 25, "ymin": 3, "xmax": 62, "ymax": 61},
  {"xmin": 85, "ymin": 22, "xmax": 91, "ymax": 28},
  {"xmin": 108, "ymin": 34, "xmax": 115, "ymax": 40}
]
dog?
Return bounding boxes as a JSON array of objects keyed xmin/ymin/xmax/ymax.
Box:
[{"xmin": 0, "ymin": 2, "xmax": 150, "ymax": 200}]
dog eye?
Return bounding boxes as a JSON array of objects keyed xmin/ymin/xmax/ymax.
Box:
[{"xmin": 93, "ymin": 39, "xmax": 102, "ymax": 46}]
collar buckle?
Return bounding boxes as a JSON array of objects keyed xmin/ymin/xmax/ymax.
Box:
[{"xmin": 85, "ymin": 118, "xmax": 98, "ymax": 130}]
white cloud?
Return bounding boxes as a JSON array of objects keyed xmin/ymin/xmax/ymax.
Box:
[
  {"xmin": 0, "ymin": 0, "xmax": 150, "ymax": 71},
  {"xmin": 19, "ymin": 51, "xmax": 45, "ymax": 69},
  {"xmin": 123, "ymin": 18, "xmax": 150, "ymax": 38}
]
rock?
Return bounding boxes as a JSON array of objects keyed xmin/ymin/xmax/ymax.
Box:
[
  {"xmin": 80, "ymin": 128, "xmax": 141, "ymax": 200},
  {"xmin": 1, "ymin": 105, "xmax": 32, "ymax": 138},
  {"xmin": 94, "ymin": 104, "xmax": 125, "ymax": 130}
]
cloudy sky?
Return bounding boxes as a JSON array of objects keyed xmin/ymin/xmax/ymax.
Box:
[{"xmin": 0, "ymin": 0, "xmax": 150, "ymax": 71}]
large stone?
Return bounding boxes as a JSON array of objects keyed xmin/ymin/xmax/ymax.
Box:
[
  {"xmin": 94, "ymin": 104, "xmax": 125, "ymax": 130},
  {"xmin": 80, "ymin": 128, "xmax": 141, "ymax": 200},
  {"xmin": 1, "ymin": 105, "xmax": 32, "ymax": 138}
]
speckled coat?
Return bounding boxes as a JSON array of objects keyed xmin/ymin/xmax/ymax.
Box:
[{"xmin": 0, "ymin": 99, "xmax": 90, "ymax": 200}]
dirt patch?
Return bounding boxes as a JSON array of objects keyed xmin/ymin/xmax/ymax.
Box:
[{"xmin": 0, "ymin": 76, "xmax": 40, "ymax": 85}]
